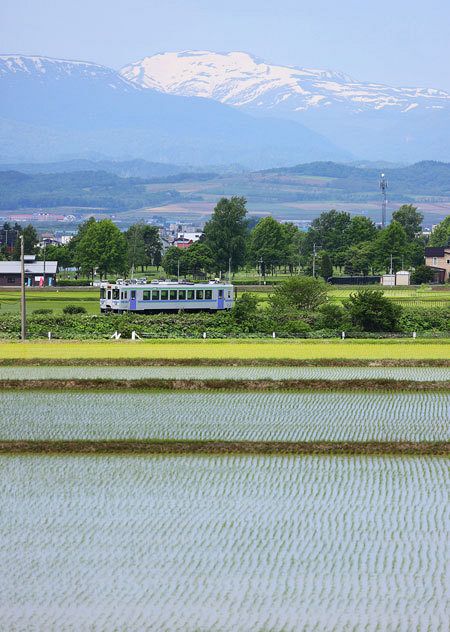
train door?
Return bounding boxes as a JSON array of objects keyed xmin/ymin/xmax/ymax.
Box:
[
  {"xmin": 129, "ymin": 289, "xmax": 137, "ymax": 311},
  {"xmin": 218, "ymin": 289, "xmax": 224, "ymax": 309}
]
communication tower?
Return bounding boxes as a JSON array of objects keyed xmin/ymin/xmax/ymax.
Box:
[{"xmin": 380, "ymin": 173, "xmax": 388, "ymax": 228}]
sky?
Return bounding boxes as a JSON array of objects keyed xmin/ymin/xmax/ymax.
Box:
[{"xmin": 2, "ymin": 0, "xmax": 450, "ymax": 91}]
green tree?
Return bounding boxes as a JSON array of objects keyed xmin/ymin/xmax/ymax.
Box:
[
  {"xmin": 203, "ymin": 197, "xmax": 248, "ymax": 273},
  {"xmin": 70, "ymin": 217, "xmax": 96, "ymax": 271},
  {"xmin": 411, "ymin": 265, "xmax": 435, "ymax": 284},
  {"xmin": 183, "ymin": 242, "xmax": 214, "ymax": 277},
  {"xmin": 392, "ymin": 204, "xmax": 424, "ymax": 240},
  {"xmin": 231, "ymin": 293, "xmax": 259, "ymax": 330},
  {"xmin": 428, "ymin": 216, "xmax": 450, "ymax": 247},
  {"xmin": 75, "ymin": 219, "xmax": 127, "ymax": 279},
  {"xmin": 162, "ymin": 246, "xmax": 186, "ymax": 277},
  {"xmin": 142, "ymin": 225, "xmax": 162, "ymax": 267},
  {"xmin": 346, "ymin": 216, "xmax": 377, "ymax": 245},
  {"xmin": 282, "ymin": 223, "xmax": 305, "ymax": 272},
  {"xmin": 303, "ymin": 210, "xmax": 352, "ymax": 260},
  {"xmin": 271, "ymin": 276, "xmax": 328, "ymax": 311},
  {"xmin": 248, "ymin": 216, "xmax": 286, "ymax": 273},
  {"xmin": 37, "ymin": 243, "xmax": 72, "ymax": 270},
  {"xmin": 343, "ymin": 242, "xmax": 374, "ymax": 276},
  {"xmin": 344, "ymin": 288, "xmax": 403, "ymax": 332},
  {"xmin": 319, "ymin": 252, "xmax": 333, "ymax": 280},
  {"xmin": 125, "ymin": 224, "xmax": 147, "ymax": 272},
  {"xmin": 373, "ymin": 221, "xmax": 408, "ymax": 271},
  {"xmin": 12, "ymin": 224, "xmax": 38, "ymax": 258}
]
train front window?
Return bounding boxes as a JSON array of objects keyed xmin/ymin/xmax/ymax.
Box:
[
  {"xmin": 196, "ymin": 290, "xmax": 204, "ymax": 300},
  {"xmin": 205, "ymin": 290, "xmax": 212, "ymax": 300},
  {"xmin": 169, "ymin": 290, "xmax": 177, "ymax": 300},
  {"xmin": 100, "ymin": 288, "xmax": 105, "ymax": 300},
  {"xmin": 143, "ymin": 290, "xmax": 151, "ymax": 301},
  {"xmin": 112, "ymin": 289, "xmax": 120, "ymax": 300},
  {"xmin": 152, "ymin": 290, "xmax": 159, "ymax": 301},
  {"xmin": 218, "ymin": 289, "xmax": 223, "ymax": 298},
  {"xmin": 178, "ymin": 290, "xmax": 186, "ymax": 300},
  {"xmin": 160, "ymin": 290, "xmax": 168, "ymax": 300},
  {"xmin": 187, "ymin": 290, "xmax": 194, "ymax": 300},
  {"xmin": 107, "ymin": 290, "xmax": 111, "ymax": 300}
]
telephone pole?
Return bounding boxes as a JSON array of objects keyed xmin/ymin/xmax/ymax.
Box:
[
  {"xmin": 380, "ymin": 173, "xmax": 388, "ymax": 228},
  {"xmin": 312, "ymin": 243, "xmax": 317, "ymax": 277},
  {"xmin": 20, "ymin": 235, "xmax": 26, "ymax": 341}
]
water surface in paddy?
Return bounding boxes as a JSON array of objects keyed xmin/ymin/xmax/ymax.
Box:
[
  {"xmin": 1, "ymin": 390, "xmax": 448, "ymax": 442},
  {"xmin": 1, "ymin": 365, "xmax": 449, "ymax": 381},
  {"xmin": 0, "ymin": 455, "xmax": 447, "ymax": 631}
]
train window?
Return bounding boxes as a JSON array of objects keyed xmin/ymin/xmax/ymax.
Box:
[
  {"xmin": 205, "ymin": 289, "xmax": 212, "ymax": 300},
  {"xmin": 107, "ymin": 290, "xmax": 111, "ymax": 300},
  {"xmin": 100, "ymin": 288, "xmax": 105, "ymax": 299},
  {"xmin": 121, "ymin": 291, "xmax": 128, "ymax": 300},
  {"xmin": 112, "ymin": 289, "xmax": 120, "ymax": 300},
  {"xmin": 131, "ymin": 290, "xmax": 136, "ymax": 300},
  {"xmin": 151, "ymin": 290, "xmax": 159, "ymax": 301},
  {"xmin": 196, "ymin": 290, "xmax": 204, "ymax": 300},
  {"xmin": 169, "ymin": 290, "xmax": 177, "ymax": 300},
  {"xmin": 143, "ymin": 290, "xmax": 151, "ymax": 301},
  {"xmin": 160, "ymin": 290, "xmax": 168, "ymax": 300},
  {"xmin": 187, "ymin": 290, "xmax": 194, "ymax": 300},
  {"xmin": 218, "ymin": 289, "xmax": 223, "ymax": 298},
  {"xmin": 178, "ymin": 290, "xmax": 186, "ymax": 300}
]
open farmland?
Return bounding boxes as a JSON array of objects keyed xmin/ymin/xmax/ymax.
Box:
[
  {"xmin": 1, "ymin": 391, "xmax": 448, "ymax": 442},
  {"xmin": 0, "ymin": 455, "xmax": 447, "ymax": 631},
  {"xmin": 0, "ymin": 339, "xmax": 449, "ymax": 363}
]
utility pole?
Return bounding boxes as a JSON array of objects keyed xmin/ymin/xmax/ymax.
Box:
[
  {"xmin": 312, "ymin": 243, "xmax": 317, "ymax": 278},
  {"xmin": 43, "ymin": 241, "xmax": 46, "ymax": 287},
  {"xmin": 177, "ymin": 259, "xmax": 180, "ymax": 282},
  {"xmin": 389, "ymin": 253, "xmax": 393, "ymax": 275},
  {"xmin": 228, "ymin": 257, "xmax": 232, "ymax": 283},
  {"xmin": 380, "ymin": 173, "xmax": 388, "ymax": 229},
  {"xmin": 20, "ymin": 235, "xmax": 26, "ymax": 341}
]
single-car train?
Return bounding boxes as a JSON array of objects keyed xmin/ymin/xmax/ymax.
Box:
[{"xmin": 100, "ymin": 279, "xmax": 234, "ymax": 313}]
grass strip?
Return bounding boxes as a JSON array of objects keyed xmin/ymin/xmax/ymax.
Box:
[
  {"xmin": 0, "ymin": 378, "xmax": 449, "ymax": 391},
  {"xmin": 0, "ymin": 440, "xmax": 447, "ymax": 456},
  {"xmin": 0, "ymin": 358, "xmax": 449, "ymax": 367}
]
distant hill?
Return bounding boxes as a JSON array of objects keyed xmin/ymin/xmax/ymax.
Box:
[
  {"xmin": 0, "ymin": 170, "xmax": 192, "ymax": 211},
  {"xmin": 262, "ymin": 160, "xmax": 450, "ymax": 196},
  {"xmin": 0, "ymin": 55, "xmax": 349, "ymax": 168}
]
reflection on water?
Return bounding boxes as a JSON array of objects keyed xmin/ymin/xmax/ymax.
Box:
[
  {"xmin": 0, "ymin": 455, "xmax": 447, "ymax": 631},
  {"xmin": 1, "ymin": 390, "xmax": 448, "ymax": 442},
  {"xmin": 0, "ymin": 365, "xmax": 448, "ymax": 381}
]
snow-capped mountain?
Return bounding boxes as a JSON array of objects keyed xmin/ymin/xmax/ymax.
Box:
[
  {"xmin": 0, "ymin": 54, "xmax": 348, "ymax": 166},
  {"xmin": 0, "ymin": 54, "xmax": 137, "ymax": 92},
  {"xmin": 121, "ymin": 51, "xmax": 450, "ymax": 162},
  {"xmin": 121, "ymin": 51, "xmax": 450, "ymax": 115}
]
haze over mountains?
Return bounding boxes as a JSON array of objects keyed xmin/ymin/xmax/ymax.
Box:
[
  {"xmin": 0, "ymin": 54, "xmax": 346, "ymax": 167},
  {"xmin": 1, "ymin": 51, "xmax": 450, "ymax": 166},
  {"xmin": 122, "ymin": 51, "xmax": 450, "ymax": 163}
]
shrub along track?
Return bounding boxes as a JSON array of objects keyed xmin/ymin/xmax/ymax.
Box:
[
  {"xmin": 0, "ymin": 440, "xmax": 447, "ymax": 456},
  {"xmin": 1, "ymin": 378, "xmax": 450, "ymax": 392}
]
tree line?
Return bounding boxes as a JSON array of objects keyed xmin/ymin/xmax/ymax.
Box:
[{"xmin": 1, "ymin": 197, "xmax": 449, "ymax": 281}]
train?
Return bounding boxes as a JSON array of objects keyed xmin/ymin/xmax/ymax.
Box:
[{"xmin": 100, "ymin": 279, "xmax": 234, "ymax": 313}]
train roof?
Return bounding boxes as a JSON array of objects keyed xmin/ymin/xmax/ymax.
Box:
[{"xmin": 101, "ymin": 279, "xmax": 233, "ymax": 288}]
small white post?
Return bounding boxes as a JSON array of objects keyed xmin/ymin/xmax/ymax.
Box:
[
  {"xmin": 272, "ymin": 331, "xmax": 276, "ymax": 338},
  {"xmin": 202, "ymin": 332, "xmax": 207, "ymax": 339},
  {"xmin": 341, "ymin": 331, "xmax": 346, "ymax": 340},
  {"xmin": 413, "ymin": 331, "xmax": 417, "ymax": 340},
  {"xmin": 48, "ymin": 331, "xmax": 52, "ymax": 341}
]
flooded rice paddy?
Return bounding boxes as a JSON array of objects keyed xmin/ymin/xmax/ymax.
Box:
[
  {"xmin": 1, "ymin": 390, "xmax": 448, "ymax": 442},
  {"xmin": 0, "ymin": 455, "xmax": 448, "ymax": 631},
  {"xmin": 1, "ymin": 365, "xmax": 449, "ymax": 381}
]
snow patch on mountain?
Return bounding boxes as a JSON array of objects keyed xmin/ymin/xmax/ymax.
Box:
[{"xmin": 121, "ymin": 50, "xmax": 450, "ymax": 114}]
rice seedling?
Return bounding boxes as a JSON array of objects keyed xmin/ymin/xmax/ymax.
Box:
[
  {"xmin": 0, "ymin": 455, "xmax": 447, "ymax": 631},
  {"xmin": 1, "ymin": 391, "xmax": 448, "ymax": 442}
]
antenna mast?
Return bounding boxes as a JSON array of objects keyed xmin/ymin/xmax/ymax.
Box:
[{"xmin": 380, "ymin": 173, "xmax": 388, "ymax": 228}]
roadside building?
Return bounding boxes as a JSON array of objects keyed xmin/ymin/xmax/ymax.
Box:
[
  {"xmin": 0, "ymin": 260, "xmax": 58, "ymax": 286},
  {"xmin": 424, "ymin": 247, "xmax": 450, "ymax": 283}
]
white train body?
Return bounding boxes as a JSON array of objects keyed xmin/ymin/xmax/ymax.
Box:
[{"xmin": 100, "ymin": 279, "xmax": 234, "ymax": 313}]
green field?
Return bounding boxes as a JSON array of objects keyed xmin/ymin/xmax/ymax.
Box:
[
  {"xmin": 0, "ymin": 285, "xmax": 449, "ymax": 315},
  {"xmin": 1, "ymin": 339, "xmax": 449, "ymax": 362}
]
